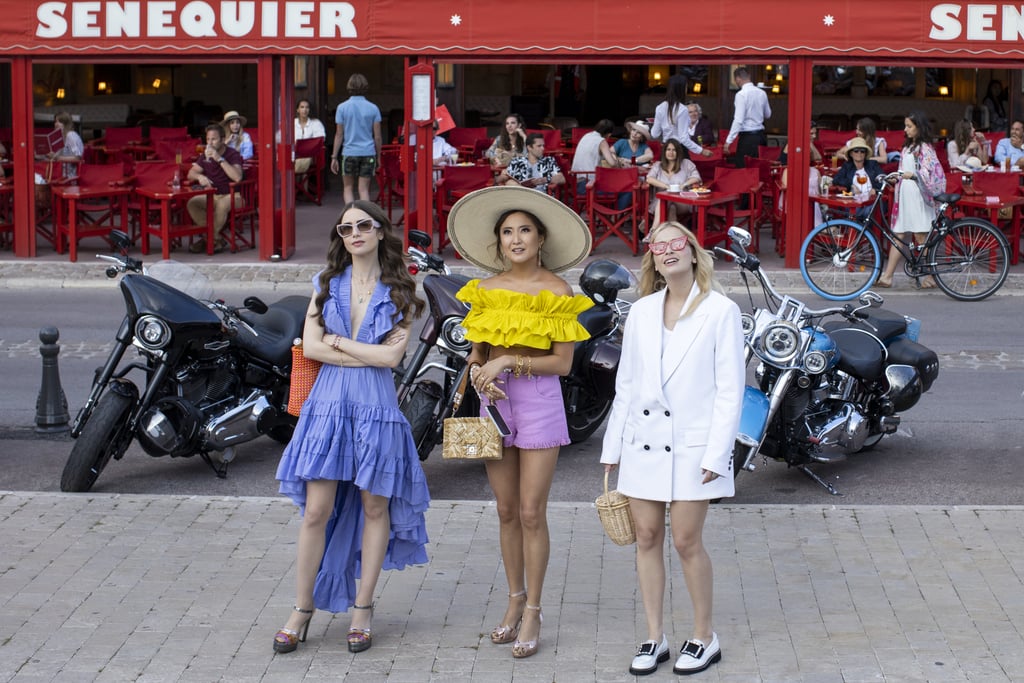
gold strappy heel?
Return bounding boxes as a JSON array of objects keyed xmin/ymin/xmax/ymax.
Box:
[
  {"xmin": 512, "ymin": 605, "xmax": 543, "ymax": 658},
  {"xmin": 273, "ymin": 606, "xmax": 314, "ymax": 653},
  {"xmin": 490, "ymin": 590, "xmax": 527, "ymax": 644},
  {"xmin": 346, "ymin": 603, "xmax": 374, "ymax": 653}
]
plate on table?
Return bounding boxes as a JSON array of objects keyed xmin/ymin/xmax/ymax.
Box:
[{"xmin": 692, "ymin": 187, "xmax": 712, "ymax": 195}]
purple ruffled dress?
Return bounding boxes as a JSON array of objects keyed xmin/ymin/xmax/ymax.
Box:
[{"xmin": 276, "ymin": 270, "xmax": 430, "ymax": 613}]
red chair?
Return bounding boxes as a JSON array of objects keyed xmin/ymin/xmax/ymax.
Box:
[
  {"xmin": 816, "ymin": 130, "xmax": 850, "ymax": 156},
  {"xmin": 148, "ymin": 127, "xmax": 188, "ymax": 143},
  {"xmin": 125, "ymin": 160, "xmax": 179, "ymax": 242},
  {"xmin": 691, "ymin": 156, "xmax": 727, "ymax": 185},
  {"xmin": 758, "ymin": 145, "xmax": 782, "ymax": 162},
  {"xmin": 54, "ymin": 163, "xmax": 131, "ymax": 260},
  {"xmin": 550, "ymin": 154, "xmax": 587, "ymax": 215},
  {"xmin": 435, "ymin": 165, "xmax": 494, "ymax": 251},
  {"xmin": 878, "ymin": 130, "xmax": 905, "ymax": 156},
  {"xmin": 586, "ymin": 166, "xmax": 642, "ymax": 255},
  {"xmin": 647, "ymin": 139, "xmax": 662, "ymax": 163},
  {"xmin": 570, "ymin": 127, "xmax": 592, "ymax": 148},
  {"xmin": 225, "ymin": 178, "xmax": 258, "ymax": 252},
  {"xmin": 745, "ymin": 157, "xmax": 781, "ymax": 245},
  {"xmin": 294, "ymin": 136, "xmax": 326, "ymax": 205},
  {"xmin": 153, "ymin": 137, "xmax": 201, "ymax": 164},
  {"xmin": 472, "ymin": 137, "xmax": 493, "ymax": 163},
  {"xmin": 0, "ymin": 178, "xmax": 13, "ymax": 249},
  {"xmin": 98, "ymin": 126, "xmax": 143, "ymax": 148},
  {"xmin": 376, "ymin": 145, "xmax": 405, "ymax": 222},
  {"xmin": 708, "ymin": 166, "xmax": 762, "ymax": 251},
  {"xmin": 961, "ymin": 171, "xmax": 1023, "ymax": 264},
  {"xmin": 447, "ymin": 127, "xmax": 487, "ymax": 162}
]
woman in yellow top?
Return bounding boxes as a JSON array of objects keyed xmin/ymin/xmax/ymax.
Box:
[{"xmin": 447, "ymin": 186, "xmax": 593, "ymax": 659}]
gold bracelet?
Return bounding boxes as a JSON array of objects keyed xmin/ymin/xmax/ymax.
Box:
[
  {"xmin": 514, "ymin": 354, "xmax": 524, "ymax": 378},
  {"xmin": 331, "ymin": 335, "xmax": 341, "ymax": 352},
  {"xmin": 526, "ymin": 356, "xmax": 533, "ymax": 379}
]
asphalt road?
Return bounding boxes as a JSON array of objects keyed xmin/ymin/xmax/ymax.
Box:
[{"xmin": 1, "ymin": 284, "xmax": 1022, "ymax": 504}]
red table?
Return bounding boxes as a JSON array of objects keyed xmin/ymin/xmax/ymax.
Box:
[
  {"xmin": 136, "ymin": 185, "xmax": 215, "ymax": 259},
  {"xmin": 51, "ymin": 183, "xmax": 131, "ymax": 262},
  {"xmin": 656, "ymin": 190, "xmax": 738, "ymax": 247},
  {"xmin": 815, "ymin": 192, "xmax": 873, "ymax": 215}
]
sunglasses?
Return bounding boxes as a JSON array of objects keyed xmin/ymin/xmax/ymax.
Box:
[
  {"xmin": 646, "ymin": 236, "xmax": 690, "ymax": 255},
  {"xmin": 336, "ymin": 218, "xmax": 381, "ymax": 238}
]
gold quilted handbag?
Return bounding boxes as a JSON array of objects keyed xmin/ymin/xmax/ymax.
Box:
[{"xmin": 441, "ymin": 367, "xmax": 502, "ymax": 460}]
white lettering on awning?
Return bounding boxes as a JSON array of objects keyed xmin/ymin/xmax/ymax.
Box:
[
  {"xmin": 930, "ymin": 3, "xmax": 1024, "ymax": 41},
  {"xmin": 35, "ymin": 1, "xmax": 358, "ymax": 39}
]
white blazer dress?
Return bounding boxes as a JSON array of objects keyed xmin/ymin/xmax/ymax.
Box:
[{"xmin": 600, "ymin": 284, "xmax": 745, "ymax": 502}]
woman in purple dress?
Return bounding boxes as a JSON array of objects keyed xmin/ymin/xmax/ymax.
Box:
[{"xmin": 273, "ymin": 200, "xmax": 428, "ymax": 655}]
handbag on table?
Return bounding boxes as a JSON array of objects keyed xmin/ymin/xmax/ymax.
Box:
[
  {"xmin": 441, "ymin": 367, "xmax": 502, "ymax": 461},
  {"xmin": 286, "ymin": 339, "xmax": 321, "ymax": 417}
]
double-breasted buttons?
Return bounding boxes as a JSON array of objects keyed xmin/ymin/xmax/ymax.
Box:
[
  {"xmin": 643, "ymin": 409, "xmax": 650, "ymax": 416},
  {"xmin": 643, "ymin": 445, "xmax": 650, "ymax": 450},
  {"xmin": 664, "ymin": 410, "xmax": 671, "ymax": 417},
  {"xmin": 664, "ymin": 446, "xmax": 671, "ymax": 452}
]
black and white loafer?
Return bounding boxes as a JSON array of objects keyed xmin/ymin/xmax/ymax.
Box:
[
  {"xmin": 629, "ymin": 634, "xmax": 670, "ymax": 675},
  {"xmin": 672, "ymin": 632, "xmax": 721, "ymax": 675}
]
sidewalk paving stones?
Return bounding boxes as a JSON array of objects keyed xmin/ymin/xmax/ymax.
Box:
[{"xmin": 2, "ymin": 492, "xmax": 1023, "ymax": 681}]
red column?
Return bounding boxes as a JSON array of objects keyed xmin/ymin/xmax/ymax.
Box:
[
  {"xmin": 785, "ymin": 57, "xmax": 814, "ymax": 268},
  {"xmin": 11, "ymin": 56, "xmax": 34, "ymax": 257}
]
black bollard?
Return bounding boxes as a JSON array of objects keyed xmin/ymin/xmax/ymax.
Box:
[{"xmin": 35, "ymin": 326, "xmax": 70, "ymax": 434}]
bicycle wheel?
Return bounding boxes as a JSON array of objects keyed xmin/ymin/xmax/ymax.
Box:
[
  {"xmin": 799, "ymin": 219, "xmax": 881, "ymax": 300},
  {"xmin": 928, "ymin": 219, "xmax": 1010, "ymax": 301}
]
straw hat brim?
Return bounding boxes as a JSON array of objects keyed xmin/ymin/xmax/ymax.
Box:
[
  {"xmin": 447, "ymin": 186, "xmax": 592, "ymax": 273},
  {"xmin": 627, "ymin": 121, "xmax": 652, "ymax": 141},
  {"xmin": 220, "ymin": 111, "xmax": 247, "ymax": 127},
  {"xmin": 956, "ymin": 156, "xmax": 983, "ymax": 173},
  {"xmin": 846, "ymin": 136, "xmax": 871, "ymax": 154}
]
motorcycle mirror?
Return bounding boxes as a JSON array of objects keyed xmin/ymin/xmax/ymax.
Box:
[
  {"xmin": 859, "ymin": 291, "xmax": 884, "ymax": 307},
  {"xmin": 408, "ymin": 230, "xmax": 432, "ymax": 249},
  {"xmin": 243, "ymin": 296, "xmax": 269, "ymax": 314},
  {"xmin": 109, "ymin": 229, "xmax": 132, "ymax": 251},
  {"xmin": 728, "ymin": 227, "xmax": 752, "ymax": 248}
]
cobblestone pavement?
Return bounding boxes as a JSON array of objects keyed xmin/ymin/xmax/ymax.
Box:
[{"xmin": 2, "ymin": 492, "xmax": 1023, "ymax": 682}]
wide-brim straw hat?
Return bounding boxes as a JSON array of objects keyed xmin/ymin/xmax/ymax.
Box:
[
  {"xmin": 220, "ymin": 110, "xmax": 247, "ymax": 127},
  {"xmin": 956, "ymin": 156, "xmax": 983, "ymax": 172},
  {"xmin": 447, "ymin": 186, "xmax": 592, "ymax": 274},
  {"xmin": 847, "ymin": 137, "xmax": 871, "ymax": 154},
  {"xmin": 627, "ymin": 120, "xmax": 652, "ymax": 141}
]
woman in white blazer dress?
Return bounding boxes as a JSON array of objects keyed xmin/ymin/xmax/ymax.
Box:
[{"xmin": 600, "ymin": 221, "xmax": 744, "ymax": 676}]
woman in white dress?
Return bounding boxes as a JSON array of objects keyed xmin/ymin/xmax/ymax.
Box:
[
  {"xmin": 600, "ymin": 222, "xmax": 744, "ymax": 676},
  {"xmin": 877, "ymin": 111, "xmax": 946, "ymax": 289}
]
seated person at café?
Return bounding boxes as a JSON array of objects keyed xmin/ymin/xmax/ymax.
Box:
[
  {"xmin": 431, "ymin": 126, "xmax": 459, "ymax": 184},
  {"xmin": 686, "ymin": 102, "xmax": 717, "ymax": 146},
  {"xmin": 186, "ymin": 123, "xmax": 244, "ymax": 254},
  {"xmin": 484, "ymin": 112, "xmax": 527, "ymax": 167},
  {"xmin": 779, "ymin": 120, "xmax": 822, "ymax": 165},
  {"xmin": 780, "ymin": 157, "xmax": 823, "ymax": 227},
  {"xmin": 836, "ymin": 117, "xmax": 888, "ymax": 164},
  {"xmin": 498, "ymin": 133, "xmax": 564, "ymax": 193},
  {"xmin": 221, "ymin": 110, "xmax": 254, "ymax": 161},
  {"xmin": 613, "ymin": 120, "xmax": 654, "ymax": 166},
  {"xmin": 831, "ymin": 137, "xmax": 884, "ymax": 220},
  {"xmin": 644, "ymin": 138, "xmax": 702, "ymax": 227},
  {"xmin": 993, "ymin": 119, "xmax": 1024, "ymax": 169},
  {"xmin": 571, "ymin": 118, "xmax": 619, "ymax": 193},
  {"xmin": 947, "ymin": 118, "xmax": 990, "ymax": 169}
]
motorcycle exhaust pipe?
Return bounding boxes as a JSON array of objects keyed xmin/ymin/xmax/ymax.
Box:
[{"xmin": 204, "ymin": 395, "xmax": 275, "ymax": 450}]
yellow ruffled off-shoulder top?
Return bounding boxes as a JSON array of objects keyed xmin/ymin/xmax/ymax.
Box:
[{"xmin": 456, "ymin": 279, "xmax": 593, "ymax": 350}]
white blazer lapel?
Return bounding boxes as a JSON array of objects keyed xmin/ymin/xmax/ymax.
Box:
[
  {"xmin": 636, "ymin": 290, "xmax": 667, "ymax": 383},
  {"xmin": 662, "ymin": 283, "xmax": 710, "ymax": 385}
]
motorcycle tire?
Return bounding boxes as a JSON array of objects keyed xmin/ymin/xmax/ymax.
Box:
[
  {"xmin": 564, "ymin": 383, "xmax": 613, "ymax": 444},
  {"xmin": 60, "ymin": 390, "xmax": 134, "ymax": 493},
  {"xmin": 401, "ymin": 380, "xmax": 443, "ymax": 461}
]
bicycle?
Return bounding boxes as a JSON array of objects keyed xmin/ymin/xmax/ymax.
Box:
[{"xmin": 799, "ymin": 172, "xmax": 1011, "ymax": 301}]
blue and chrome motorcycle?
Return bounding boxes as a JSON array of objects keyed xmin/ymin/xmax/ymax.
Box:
[{"xmin": 717, "ymin": 228, "xmax": 939, "ymax": 494}]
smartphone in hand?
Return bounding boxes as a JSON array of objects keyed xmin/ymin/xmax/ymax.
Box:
[{"xmin": 486, "ymin": 404, "xmax": 511, "ymax": 437}]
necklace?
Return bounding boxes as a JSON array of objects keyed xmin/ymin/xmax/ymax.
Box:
[{"xmin": 353, "ymin": 272, "xmax": 379, "ymax": 305}]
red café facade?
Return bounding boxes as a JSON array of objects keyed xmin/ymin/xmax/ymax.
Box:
[{"xmin": 2, "ymin": 1, "xmax": 1024, "ymax": 266}]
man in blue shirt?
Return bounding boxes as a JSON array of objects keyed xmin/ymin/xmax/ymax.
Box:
[
  {"xmin": 994, "ymin": 119, "xmax": 1024, "ymax": 170},
  {"xmin": 331, "ymin": 73, "xmax": 382, "ymax": 202}
]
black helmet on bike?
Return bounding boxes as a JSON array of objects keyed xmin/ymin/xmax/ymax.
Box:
[{"xmin": 580, "ymin": 259, "xmax": 634, "ymax": 304}]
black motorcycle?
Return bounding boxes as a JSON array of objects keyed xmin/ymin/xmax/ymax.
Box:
[
  {"xmin": 60, "ymin": 230, "xmax": 310, "ymax": 492},
  {"xmin": 719, "ymin": 227, "xmax": 939, "ymax": 494},
  {"xmin": 396, "ymin": 230, "xmax": 633, "ymax": 460}
]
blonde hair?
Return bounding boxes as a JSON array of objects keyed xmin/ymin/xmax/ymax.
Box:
[{"xmin": 639, "ymin": 222, "xmax": 718, "ymax": 318}]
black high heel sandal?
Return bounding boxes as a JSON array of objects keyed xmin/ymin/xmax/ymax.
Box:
[{"xmin": 273, "ymin": 606, "xmax": 314, "ymax": 653}]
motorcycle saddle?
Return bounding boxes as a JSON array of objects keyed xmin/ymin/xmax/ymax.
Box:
[
  {"xmin": 824, "ymin": 307, "xmax": 907, "ymax": 341},
  {"xmin": 828, "ymin": 327, "xmax": 886, "ymax": 382},
  {"xmin": 236, "ymin": 295, "xmax": 310, "ymax": 367},
  {"xmin": 577, "ymin": 305, "xmax": 614, "ymax": 337},
  {"xmin": 886, "ymin": 337, "xmax": 939, "ymax": 392}
]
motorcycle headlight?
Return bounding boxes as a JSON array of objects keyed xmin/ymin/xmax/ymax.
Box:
[
  {"xmin": 803, "ymin": 350, "xmax": 828, "ymax": 374},
  {"xmin": 440, "ymin": 317, "xmax": 472, "ymax": 353},
  {"xmin": 761, "ymin": 321, "xmax": 800, "ymax": 363},
  {"xmin": 740, "ymin": 313, "xmax": 756, "ymax": 337},
  {"xmin": 134, "ymin": 315, "xmax": 171, "ymax": 350}
]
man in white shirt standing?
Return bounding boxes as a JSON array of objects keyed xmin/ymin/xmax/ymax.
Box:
[{"xmin": 723, "ymin": 67, "xmax": 771, "ymax": 168}]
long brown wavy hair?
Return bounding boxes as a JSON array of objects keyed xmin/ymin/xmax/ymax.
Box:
[{"xmin": 313, "ymin": 201, "xmax": 424, "ymax": 328}]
